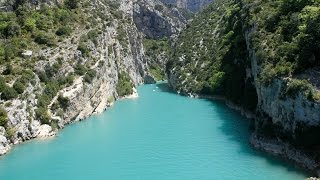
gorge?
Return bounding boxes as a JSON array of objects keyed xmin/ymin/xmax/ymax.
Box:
[
  {"xmin": 0, "ymin": 0, "xmax": 320, "ymax": 178},
  {"xmin": 0, "ymin": 83, "xmax": 308, "ymax": 179}
]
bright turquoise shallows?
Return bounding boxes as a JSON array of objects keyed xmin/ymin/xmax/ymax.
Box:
[{"xmin": 0, "ymin": 83, "xmax": 307, "ymax": 179}]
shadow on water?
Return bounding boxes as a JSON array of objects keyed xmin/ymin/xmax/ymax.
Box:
[
  {"xmin": 155, "ymin": 82, "xmax": 176, "ymax": 94},
  {"xmin": 207, "ymin": 99, "xmax": 309, "ymax": 176},
  {"xmin": 155, "ymin": 82, "xmax": 308, "ymax": 176}
]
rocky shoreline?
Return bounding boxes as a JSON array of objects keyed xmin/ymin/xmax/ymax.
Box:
[
  {"xmin": 0, "ymin": 89, "xmax": 140, "ymax": 156},
  {"xmin": 250, "ymin": 133, "xmax": 320, "ymax": 176}
]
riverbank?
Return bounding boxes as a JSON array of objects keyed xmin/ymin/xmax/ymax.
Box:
[
  {"xmin": 0, "ymin": 87, "xmax": 140, "ymax": 156},
  {"xmin": 0, "ymin": 83, "xmax": 306, "ymax": 179}
]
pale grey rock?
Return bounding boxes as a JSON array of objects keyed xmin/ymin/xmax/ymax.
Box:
[
  {"xmin": 30, "ymin": 120, "xmax": 41, "ymax": 137},
  {"xmin": 0, "ymin": 135, "xmax": 10, "ymax": 155},
  {"xmin": 133, "ymin": 0, "xmax": 187, "ymax": 39},
  {"xmin": 36, "ymin": 125, "xmax": 55, "ymax": 138},
  {"xmin": 160, "ymin": 0, "xmax": 213, "ymax": 12},
  {"xmin": 250, "ymin": 133, "xmax": 320, "ymax": 175},
  {"xmin": 21, "ymin": 50, "xmax": 33, "ymax": 58},
  {"xmin": 0, "ymin": 126, "xmax": 5, "ymax": 136}
]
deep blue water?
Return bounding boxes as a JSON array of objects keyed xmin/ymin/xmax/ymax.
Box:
[{"xmin": 0, "ymin": 83, "xmax": 307, "ymax": 179}]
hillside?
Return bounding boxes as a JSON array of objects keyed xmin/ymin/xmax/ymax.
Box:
[
  {"xmin": 167, "ymin": 0, "xmax": 320, "ymax": 174},
  {"xmin": 0, "ymin": 0, "xmax": 186, "ymax": 155}
]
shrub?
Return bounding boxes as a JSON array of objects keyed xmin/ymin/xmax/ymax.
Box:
[
  {"xmin": 37, "ymin": 94, "xmax": 50, "ymax": 107},
  {"xmin": 74, "ymin": 64, "xmax": 87, "ymax": 75},
  {"xmin": 37, "ymin": 71, "xmax": 49, "ymax": 83},
  {"xmin": 65, "ymin": 0, "xmax": 79, "ymax": 9},
  {"xmin": 3, "ymin": 64, "xmax": 13, "ymax": 75},
  {"xmin": 0, "ymin": 107, "xmax": 8, "ymax": 127},
  {"xmin": 56, "ymin": 26, "xmax": 72, "ymax": 36},
  {"xmin": 57, "ymin": 95, "xmax": 69, "ymax": 110},
  {"xmin": 284, "ymin": 79, "xmax": 312, "ymax": 98},
  {"xmin": 84, "ymin": 69, "xmax": 96, "ymax": 83},
  {"xmin": 5, "ymin": 22, "xmax": 21, "ymax": 37},
  {"xmin": 87, "ymin": 29, "xmax": 98, "ymax": 40},
  {"xmin": 24, "ymin": 17, "xmax": 36, "ymax": 32},
  {"xmin": 77, "ymin": 43, "xmax": 89, "ymax": 57},
  {"xmin": 6, "ymin": 127, "xmax": 15, "ymax": 141},
  {"xmin": 35, "ymin": 32, "xmax": 55, "ymax": 46},
  {"xmin": 35, "ymin": 107, "xmax": 50, "ymax": 124},
  {"xmin": 13, "ymin": 80, "xmax": 25, "ymax": 94},
  {"xmin": 0, "ymin": 76, "xmax": 6, "ymax": 91},
  {"xmin": 116, "ymin": 72, "xmax": 133, "ymax": 96},
  {"xmin": 1, "ymin": 86, "xmax": 18, "ymax": 100}
]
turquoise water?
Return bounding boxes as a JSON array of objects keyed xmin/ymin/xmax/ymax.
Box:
[{"xmin": 0, "ymin": 83, "xmax": 307, "ymax": 179}]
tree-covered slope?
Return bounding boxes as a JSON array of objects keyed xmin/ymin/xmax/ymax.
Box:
[
  {"xmin": 168, "ymin": 0, "xmax": 320, "ymax": 108},
  {"xmin": 167, "ymin": 0, "xmax": 320, "ymax": 172},
  {"xmin": 0, "ymin": 0, "xmax": 187, "ymax": 155},
  {"xmin": 167, "ymin": 0, "xmax": 258, "ymax": 110}
]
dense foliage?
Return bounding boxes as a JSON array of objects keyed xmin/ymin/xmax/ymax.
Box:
[
  {"xmin": 116, "ymin": 72, "xmax": 133, "ymax": 97},
  {"xmin": 167, "ymin": 0, "xmax": 320, "ymax": 110},
  {"xmin": 143, "ymin": 38, "xmax": 170, "ymax": 80}
]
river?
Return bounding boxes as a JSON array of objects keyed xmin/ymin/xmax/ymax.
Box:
[{"xmin": 0, "ymin": 83, "xmax": 307, "ymax": 179}]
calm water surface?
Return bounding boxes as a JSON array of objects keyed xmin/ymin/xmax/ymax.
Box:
[{"xmin": 0, "ymin": 83, "xmax": 307, "ymax": 179}]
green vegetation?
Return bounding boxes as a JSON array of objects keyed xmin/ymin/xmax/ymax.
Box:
[
  {"xmin": 149, "ymin": 65, "xmax": 165, "ymax": 81},
  {"xmin": 1, "ymin": 86, "xmax": 18, "ymax": 100},
  {"xmin": 0, "ymin": 107, "xmax": 8, "ymax": 127},
  {"xmin": 5, "ymin": 127, "xmax": 15, "ymax": 141},
  {"xmin": 143, "ymin": 38, "xmax": 170, "ymax": 80},
  {"xmin": 77, "ymin": 43, "xmax": 90, "ymax": 57},
  {"xmin": 84, "ymin": 69, "xmax": 96, "ymax": 83},
  {"xmin": 57, "ymin": 94, "xmax": 70, "ymax": 110},
  {"xmin": 143, "ymin": 38, "xmax": 170, "ymax": 59},
  {"xmin": 167, "ymin": 0, "xmax": 257, "ymax": 110},
  {"xmin": 167, "ymin": 0, "xmax": 320, "ymax": 110},
  {"xmin": 56, "ymin": 26, "xmax": 72, "ymax": 36},
  {"xmin": 116, "ymin": 72, "xmax": 133, "ymax": 97},
  {"xmin": 0, "ymin": 2, "xmax": 84, "ymax": 62},
  {"xmin": 35, "ymin": 107, "xmax": 51, "ymax": 124}
]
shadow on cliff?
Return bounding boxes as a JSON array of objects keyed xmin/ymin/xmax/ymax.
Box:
[
  {"xmin": 204, "ymin": 99, "xmax": 309, "ymax": 176},
  {"xmin": 155, "ymin": 82, "xmax": 177, "ymax": 94}
]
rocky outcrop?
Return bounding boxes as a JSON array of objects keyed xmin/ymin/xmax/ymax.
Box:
[
  {"xmin": 160, "ymin": 0, "xmax": 213, "ymax": 12},
  {"xmin": 245, "ymin": 24, "xmax": 320, "ymax": 175},
  {"xmin": 133, "ymin": 0, "xmax": 187, "ymax": 39},
  {"xmin": 250, "ymin": 133, "xmax": 320, "ymax": 175}
]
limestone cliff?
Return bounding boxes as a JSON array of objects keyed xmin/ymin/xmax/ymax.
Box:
[
  {"xmin": 167, "ymin": 0, "xmax": 320, "ymax": 174},
  {"xmin": 160, "ymin": 0, "xmax": 213, "ymax": 12},
  {"xmin": 133, "ymin": 0, "xmax": 187, "ymax": 39},
  {"xmin": 0, "ymin": 0, "xmax": 186, "ymax": 155}
]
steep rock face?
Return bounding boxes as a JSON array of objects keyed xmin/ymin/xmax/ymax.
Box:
[
  {"xmin": 0, "ymin": 0, "xmax": 184, "ymax": 155},
  {"xmin": 167, "ymin": 0, "xmax": 320, "ymax": 173},
  {"xmin": 160, "ymin": 0, "xmax": 213, "ymax": 12},
  {"xmin": 133, "ymin": 0, "xmax": 187, "ymax": 39}
]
